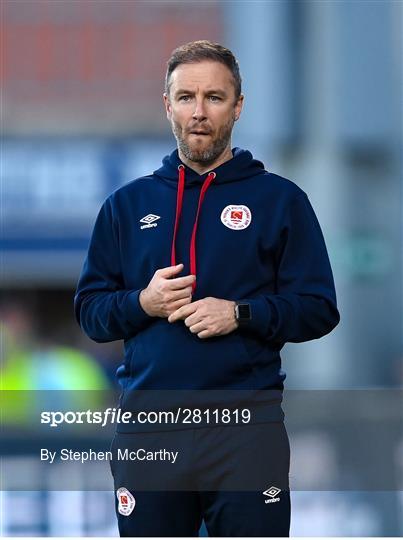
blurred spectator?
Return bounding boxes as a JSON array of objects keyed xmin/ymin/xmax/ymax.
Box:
[{"xmin": 1, "ymin": 302, "xmax": 110, "ymax": 424}]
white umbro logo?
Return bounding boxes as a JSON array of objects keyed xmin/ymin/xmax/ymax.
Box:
[
  {"xmin": 140, "ymin": 214, "xmax": 160, "ymax": 229},
  {"xmin": 263, "ymin": 486, "xmax": 281, "ymax": 504}
]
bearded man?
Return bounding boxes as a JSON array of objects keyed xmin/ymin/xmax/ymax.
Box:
[{"xmin": 75, "ymin": 40, "xmax": 340, "ymax": 537}]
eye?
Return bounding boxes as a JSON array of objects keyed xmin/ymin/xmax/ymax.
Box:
[
  {"xmin": 178, "ymin": 95, "xmax": 191, "ymax": 102},
  {"xmin": 209, "ymin": 96, "xmax": 221, "ymax": 102}
]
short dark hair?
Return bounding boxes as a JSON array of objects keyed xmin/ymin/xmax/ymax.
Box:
[{"xmin": 165, "ymin": 40, "xmax": 242, "ymax": 100}]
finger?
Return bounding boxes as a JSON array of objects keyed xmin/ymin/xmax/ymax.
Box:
[
  {"xmin": 184, "ymin": 312, "xmax": 204, "ymax": 327},
  {"xmin": 197, "ymin": 329, "xmax": 211, "ymax": 339},
  {"xmin": 168, "ymin": 302, "xmax": 198, "ymax": 323},
  {"xmin": 169, "ymin": 287, "xmax": 193, "ymax": 302},
  {"xmin": 167, "ymin": 296, "xmax": 192, "ymax": 314},
  {"xmin": 168, "ymin": 303, "xmax": 194, "ymax": 323},
  {"xmin": 157, "ymin": 263, "xmax": 184, "ymax": 279},
  {"xmin": 168, "ymin": 274, "xmax": 196, "ymax": 290},
  {"xmin": 188, "ymin": 321, "xmax": 207, "ymax": 334}
]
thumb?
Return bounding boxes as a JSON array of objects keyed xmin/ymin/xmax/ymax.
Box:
[{"xmin": 158, "ymin": 263, "xmax": 184, "ymax": 278}]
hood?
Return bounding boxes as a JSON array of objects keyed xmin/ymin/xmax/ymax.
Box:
[
  {"xmin": 153, "ymin": 147, "xmax": 266, "ymax": 294},
  {"xmin": 153, "ymin": 147, "xmax": 266, "ymax": 187}
]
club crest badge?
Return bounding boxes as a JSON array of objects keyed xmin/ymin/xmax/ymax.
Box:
[
  {"xmin": 221, "ymin": 205, "xmax": 252, "ymax": 230},
  {"xmin": 117, "ymin": 487, "xmax": 136, "ymax": 516}
]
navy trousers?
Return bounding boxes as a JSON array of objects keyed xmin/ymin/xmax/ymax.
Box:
[{"xmin": 110, "ymin": 422, "xmax": 291, "ymax": 537}]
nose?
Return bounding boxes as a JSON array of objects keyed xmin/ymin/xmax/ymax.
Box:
[{"xmin": 192, "ymin": 98, "xmax": 207, "ymax": 121}]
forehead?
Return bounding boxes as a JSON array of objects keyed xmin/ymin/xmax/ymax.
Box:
[{"xmin": 169, "ymin": 60, "xmax": 235, "ymax": 94}]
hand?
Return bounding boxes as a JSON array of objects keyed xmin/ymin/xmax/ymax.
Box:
[
  {"xmin": 168, "ymin": 297, "xmax": 238, "ymax": 339},
  {"xmin": 139, "ymin": 263, "xmax": 195, "ymax": 318}
]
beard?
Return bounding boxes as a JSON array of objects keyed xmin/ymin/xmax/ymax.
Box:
[{"xmin": 171, "ymin": 115, "xmax": 235, "ymax": 165}]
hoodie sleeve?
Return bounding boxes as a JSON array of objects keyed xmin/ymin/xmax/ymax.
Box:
[
  {"xmin": 240, "ymin": 192, "xmax": 340, "ymax": 346},
  {"xmin": 74, "ymin": 196, "xmax": 153, "ymax": 343}
]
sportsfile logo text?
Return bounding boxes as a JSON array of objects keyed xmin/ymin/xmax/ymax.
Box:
[{"xmin": 40, "ymin": 407, "xmax": 251, "ymax": 428}]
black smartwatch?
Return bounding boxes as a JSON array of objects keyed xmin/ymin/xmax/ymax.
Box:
[{"xmin": 234, "ymin": 302, "xmax": 251, "ymax": 326}]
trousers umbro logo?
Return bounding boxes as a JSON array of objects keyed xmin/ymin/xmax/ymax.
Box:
[
  {"xmin": 140, "ymin": 214, "xmax": 160, "ymax": 229},
  {"xmin": 263, "ymin": 486, "xmax": 281, "ymax": 504}
]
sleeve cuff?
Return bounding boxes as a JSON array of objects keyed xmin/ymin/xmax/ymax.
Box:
[
  {"xmin": 239, "ymin": 296, "xmax": 272, "ymax": 338},
  {"xmin": 125, "ymin": 289, "xmax": 154, "ymax": 330}
]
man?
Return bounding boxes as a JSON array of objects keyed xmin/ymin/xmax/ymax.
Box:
[{"xmin": 75, "ymin": 40, "xmax": 340, "ymax": 536}]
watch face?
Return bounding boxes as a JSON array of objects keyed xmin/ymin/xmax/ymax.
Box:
[{"xmin": 237, "ymin": 303, "xmax": 251, "ymax": 320}]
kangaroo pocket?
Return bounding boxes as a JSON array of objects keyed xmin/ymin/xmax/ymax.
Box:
[{"xmin": 126, "ymin": 319, "xmax": 254, "ymax": 389}]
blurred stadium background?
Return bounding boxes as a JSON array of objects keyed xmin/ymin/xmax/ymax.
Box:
[{"xmin": 1, "ymin": 0, "xmax": 402, "ymax": 536}]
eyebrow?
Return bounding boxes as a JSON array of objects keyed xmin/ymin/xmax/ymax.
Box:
[{"xmin": 174, "ymin": 89, "xmax": 228, "ymax": 97}]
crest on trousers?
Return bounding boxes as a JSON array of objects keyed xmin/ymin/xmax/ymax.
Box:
[{"xmin": 117, "ymin": 487, "xmax": 136, "ymax": 516}]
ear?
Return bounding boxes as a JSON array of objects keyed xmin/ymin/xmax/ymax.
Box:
[
  {"xmin": 163, "ymin": 93, "xmax": 172, "ymax": 121},
  {"xmin": 234, "ymin": 94, "xmax": 244, "ymax": 121}
]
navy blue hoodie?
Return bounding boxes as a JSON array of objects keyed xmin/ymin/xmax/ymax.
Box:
[{"xmin": 75, "ymin": 148, "xmax": 339, "ymax": 415}]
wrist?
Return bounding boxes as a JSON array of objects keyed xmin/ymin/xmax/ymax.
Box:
[
  {"xmin": 231, "ymin": 301, "xmax": 239, "ymax": 329},
  {"xmin": 139, "ymin": 288, "xmax": 152, "ymax": 316}
]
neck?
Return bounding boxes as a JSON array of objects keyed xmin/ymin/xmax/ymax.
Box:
[{"xmin": 178, "ymin": 144, "xmax": 233, "ymax": 175}]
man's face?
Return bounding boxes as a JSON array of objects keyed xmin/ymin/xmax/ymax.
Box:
[{"xmin": 163, "ymin": 61, "xmax": 243, "ymax": 165}]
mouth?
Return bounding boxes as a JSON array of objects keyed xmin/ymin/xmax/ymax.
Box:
[{"xmin": 189, "ymin": 130, "xmax": 211, "ymax": 136}]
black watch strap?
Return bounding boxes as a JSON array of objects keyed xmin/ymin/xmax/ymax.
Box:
[{"xmin": 235, "ymin": 302, "xmax": 251, "ymax": 325}]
